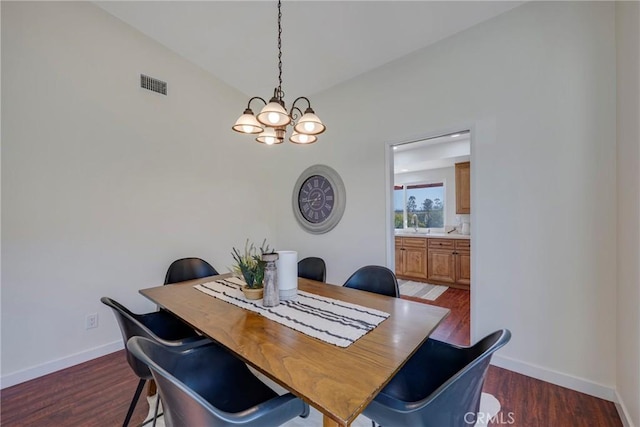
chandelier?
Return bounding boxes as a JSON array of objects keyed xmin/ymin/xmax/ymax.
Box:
[{"xmin": 232, "ymin": 0, "xmax": 325, "ymax": 145}]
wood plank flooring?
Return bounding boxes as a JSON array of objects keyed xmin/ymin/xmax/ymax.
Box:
[
  {"xmin": 483, "ymin": 365, "xmax": 622, "ymax": 427},
  {"xmin": 405, "ymin": 288, "xmax": 622, "ymax": 427},
  {"xmin": 1, "ymin": 350, "xmax": 149, "ymax": 426},
  {"xmin": 402, "ymin": 287, "xmax": 471, "ymax": 346},
  {"xmin": 1, "ymin": 288, "xmax": 622, "ymax": 426}
]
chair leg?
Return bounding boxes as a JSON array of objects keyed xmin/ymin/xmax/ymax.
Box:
[
  {"xmin": 123, "ymin": 379, "xmax": 146, "ymax": 427},
  {"xmin": 300, "ymin": 403, "xmax": 310, "ymax": 418},
  {"xmin": 151, "ymin": 392, "xmax": 161, "ymax": 427}
]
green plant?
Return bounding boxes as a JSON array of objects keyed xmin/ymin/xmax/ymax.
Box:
[{"xmin": 231, "ymin": 239, "xmax": 272, "ymax": 289}]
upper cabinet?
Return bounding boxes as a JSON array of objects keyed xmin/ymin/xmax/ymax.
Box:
[{"xmin": 455, "ymin": 161, "xmax": 470, "ymax": 214}]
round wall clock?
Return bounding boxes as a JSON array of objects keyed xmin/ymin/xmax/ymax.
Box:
[{"xmin": 292, "ymin": 164, "xmax": 346, "ymax": 234}]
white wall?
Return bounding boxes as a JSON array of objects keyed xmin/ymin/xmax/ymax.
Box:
[
  {"xmin": 273, "ymin": 1, "xmax": 618, "ymax": 399},
  {"xmin": 1, "ymin": 2, "xmax": 279, "ymax": 385},
  {"xmin": 615, "ymin": 2, "xmax": 640, "ymax": 425}
]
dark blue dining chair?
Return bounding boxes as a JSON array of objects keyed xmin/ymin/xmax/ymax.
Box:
[
  {"xmin": 101, "ymin": 297, "xmax": 209, "ymax": 427},
  {"xmin": 298, "ymin": 257, "xmax": 326, "ymax": 282},
  {"xmin": 343, "ymin": 265, "xmax": 400, "ymax": 298},
  {"xmin": 127, "ymin": 336, "xmax": 310, "ymax": 427},
  {"xmin": 363, "ymin": 329, "xmax": 511, "ymax": 427},
  {"xmin": 164, "ymin": 257, "xmax": 218, "ymax": 284}
]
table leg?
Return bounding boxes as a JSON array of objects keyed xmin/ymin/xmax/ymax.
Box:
[
  {"xmin": 323, "ymin": 415, "xmax": 343, "ymax": 427},
  {"xmin": 147, "ymin": 379, "xmax": 157, "ymax": 396}
]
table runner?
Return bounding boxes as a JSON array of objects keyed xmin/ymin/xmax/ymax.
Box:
[{"xmin": 194, "ymin": 277, "xmax": 390, "ymax": 348}]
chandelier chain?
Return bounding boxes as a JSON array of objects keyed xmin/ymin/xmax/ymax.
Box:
[
  {"xmin": 277, "ymin": 0, "xmax": 283, "ymax": 97},
  {"xmin": 232, "ymin": 0, "xmax": 324, "ymax": 144}
]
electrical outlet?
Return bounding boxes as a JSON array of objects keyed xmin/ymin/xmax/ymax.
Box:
[{"xmin": 86, "ymin": 313, "xmax": 98, "ymax": 329}]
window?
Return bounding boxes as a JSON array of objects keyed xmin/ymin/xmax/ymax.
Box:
[{"xmin": 394, "ymin": 182, "xmax": 445, "ymax": 230}]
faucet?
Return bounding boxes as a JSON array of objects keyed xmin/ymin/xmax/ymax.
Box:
[{"xmin": 411, "ymin": 214, "xmax": 418, "ymax": 232}]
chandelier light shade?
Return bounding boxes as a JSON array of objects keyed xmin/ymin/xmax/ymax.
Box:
[
  {"xmin": 290, "ymin": 131, "xmax": 317, "ymax": 144},
  {"xmin": 256, "ymin": 94, "xmax": 291, "ymax": 127},
  {"xmin": 294, "ymin": 108, "xmax": 326, "ymax": 135},
  {"xmin": 256, "ymin": 127, "xmax": 284, "ymax": 145},
  {"xmin": 232, "ymin": 0, "xmax": 325, "ymax": 145},
  {"xmin": 232, "ymin": 108, "xmax": 264, "ymax": 134}
]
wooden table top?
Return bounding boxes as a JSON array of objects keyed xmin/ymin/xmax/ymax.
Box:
[{"xmin": 140, "ymin": 274, "xmax": 449, "ymax": 426}]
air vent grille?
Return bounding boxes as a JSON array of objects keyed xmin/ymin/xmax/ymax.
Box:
[{"xmin": 140, "ymin": 74, "xmax": 167, "ymax": 95}]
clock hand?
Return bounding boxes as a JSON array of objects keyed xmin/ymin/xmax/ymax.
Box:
[{"xmin": 304, "ymin": 195, "xmax": 322, "ymax": 204}]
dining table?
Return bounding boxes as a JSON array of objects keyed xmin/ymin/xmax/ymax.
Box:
[{"xmin": 139, "ymin": 273, "xmax": 450, "ymax": 427}]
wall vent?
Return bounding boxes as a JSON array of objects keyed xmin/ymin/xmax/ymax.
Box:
[{"xmin": 140, "ymin": 74, "xmax": 167, "ymax": 95}]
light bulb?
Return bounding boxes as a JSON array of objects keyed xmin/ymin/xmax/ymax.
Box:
[
  {"xmin": 265, "ymin": 137, "xmax": 275, "ymax": 145},
  {"xmin": 298, "ymin": 134, "xmax": 309, "ymax": 143},
  {"xmin": 303, "ymin": 122, "xmax": 316, "ymax": 132},
  {"xmin": 268, "ymin": 112, "xmax": 280, "ymax": 124},
  {"xmin": 242, "ymin": 125, "xmax": 254, "ymax": 133}
]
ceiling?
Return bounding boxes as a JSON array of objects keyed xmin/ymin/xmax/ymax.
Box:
[
  {"xmin": 95, "ymin": 1, "xmax": 524, "ymax": 98},
  {"xmin": 394, "ymin": 131, "xmax": 470, "ymax": 173}
]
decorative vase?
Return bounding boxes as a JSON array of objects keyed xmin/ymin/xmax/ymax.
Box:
[
  {"xmin": 241, "ymin": 286, "xmax": 263, "ymax": 300},
  {"xmin": 276, "ymin": 250, "xmax": 298, "ymax": 300},
  {"xmin": 261, "ymin": 252, "xmax": 280, "ymax": 307}
]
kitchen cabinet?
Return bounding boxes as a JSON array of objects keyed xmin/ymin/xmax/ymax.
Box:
[
  {"xmin": 427, "ymin": 239, "xmax": 455, "ymax": 285},
  {"xmin": 455, "ymin": 161, "xmax": 471, "ymax": 214},
  {"xmin": 427, "ymin": 238, "xmax": 470, "ymax": 289},
  {"xmin": 395, "ymin": 237, "xmax": 427, "ymax": 280},
  {"xmin": 454, "ymin": 240, "xmax": 471, "ymax": 287}
]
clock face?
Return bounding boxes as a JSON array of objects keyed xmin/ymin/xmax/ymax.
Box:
[
  {"xmin": 292, "ymin": 165, "xmax": 346, "ymax": 234},
  {"xmin": 298, "ymin": 175, "xmax": 335, "ymax": 224}
]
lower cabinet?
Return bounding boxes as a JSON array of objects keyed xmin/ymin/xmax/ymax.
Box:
[
  {"xmin": 395, "ymin": 236, "xmax": 471, "ymax": 289},
  {"xmin": 454, "ymin": 240, "xmax": 471, "ymax": 287},
  {"xmin": 395, "ymin": 237, "xmax": 427, "ymax": 280},
  {"xmin": 427, "ymin": 238, "xmax": 470, "ymax": 289},
  {"xmin": 426, "ymin": 239, "xmax": 456, "ymax": 284}
]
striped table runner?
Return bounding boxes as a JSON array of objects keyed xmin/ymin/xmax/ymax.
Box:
[{"xmin": 194, "ymin": 277, "xmax": 390, "ymax": 348}]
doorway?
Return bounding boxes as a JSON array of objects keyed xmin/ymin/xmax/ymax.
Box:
[
  {"xmin": 386, "ymin": 130, "xmax": 471, "ymax": 344},
  {"xmin": 392, "ymin": 132, "xmax": 470, "ymax": 235}
]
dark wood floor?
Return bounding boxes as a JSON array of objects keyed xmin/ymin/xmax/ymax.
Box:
[
  {"xmin": 402, "ymin": 288, "xmax": 471, "ymax": 347},
  {"xmin": 404, "ymin": 289, "xmax": 622, "ymax": 427},
  {"xmin": 2, "ymin": 288, "xmax": 622, "ymax": 426}
]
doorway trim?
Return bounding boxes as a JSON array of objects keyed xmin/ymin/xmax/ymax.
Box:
[
  {"xmin": 385, "ymin": 123, "xmax": 476, "ymax": 336},
  {"xmin": 385, "ymin": 124, "xmax": 475, "ymax": 267}
]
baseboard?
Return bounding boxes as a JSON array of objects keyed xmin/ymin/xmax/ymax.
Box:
[
  {"xmin": 491, "ymin": 354, "xmax": 616, "ymax": 402},
  {"xmin": 615, "ymin": 389, "xmax": 636, "ymax": 427},
  {"xmin": 0, "ymin": 340, "xmax": 123, "ymax": 389}
]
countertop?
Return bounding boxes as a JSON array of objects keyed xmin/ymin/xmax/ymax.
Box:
[{"xmin": 395, "ymin": 231, "xmax": 471, "ymax": 240}]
